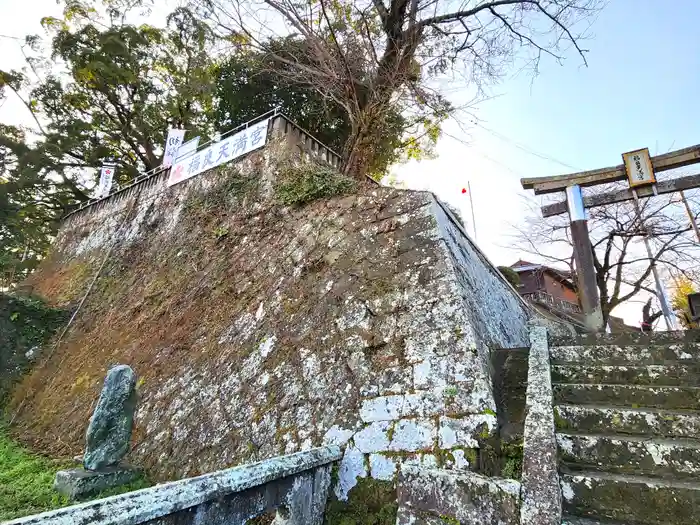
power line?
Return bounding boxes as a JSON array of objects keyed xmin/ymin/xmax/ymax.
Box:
[
  {"xmin": 471, "ymin": 120, "xmax": 581, "ymax": 171},
  {"xmin": 443, "ymin": 131, "xmax": 522, "ymax": 176}
]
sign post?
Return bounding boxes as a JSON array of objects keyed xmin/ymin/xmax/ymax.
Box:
[{"xmin": 622, "ymin": 148, "xmax": 675, "ymax": 330}]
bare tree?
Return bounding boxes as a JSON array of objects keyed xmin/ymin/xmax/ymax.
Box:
[
  {"xmin": 513, "ymin": 185, "xmax": 700, "ymax": 329},
  {"xmin": 193, "ymin": 0, "xmax": 602, "ymax": 178}
]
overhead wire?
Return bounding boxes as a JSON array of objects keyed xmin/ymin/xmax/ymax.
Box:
[{"xmin": 470, "ymin": 120, "xmax": 581, "ymax": 171}]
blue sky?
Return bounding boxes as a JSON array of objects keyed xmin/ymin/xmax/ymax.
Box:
[
  {"xmin": 2, "ymin": 0, "xmax": 699, "ymax": 324},
  {"xmin": 400, "ymin": 0, "xmax": 700, "ymax": 265}
]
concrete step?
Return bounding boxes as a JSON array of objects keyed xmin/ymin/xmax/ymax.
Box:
[
  {"xmin": 557, "ymin": 432, "xmax": 700, "ymax": 480},
  {"xmin": 550, "ymin": 330, "xmax": 700, "ymax": 348},
  {"xmin": 561, "ymin": 517, "xmax": 629, "ymax": 525},
  {"xmin": 550, "ymin": 344, "xmax": 700, "ymax": 365},
  {"xmin": 551, "ymin": 363, "xmax": 700, "ymax": 386},
  {"xmin": 561, "ymin": 471, "xmax": 700, "ymax": 525},
  {"xmin": 554, "ymin": 404, "xmax": 700, "ymax": 439},
  {"xmin": 553, "ymin": 384, "xmax": 700, "ymax": 410}
]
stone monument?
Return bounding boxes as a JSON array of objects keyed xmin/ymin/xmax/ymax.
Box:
[{"xmin": 54, "ymin": 365, "xmax": 141, "ymax": 500}]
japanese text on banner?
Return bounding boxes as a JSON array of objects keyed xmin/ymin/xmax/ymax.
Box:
[{"xmin": 168, "ymin": 119, "xmax": 269, "ymax": 187}]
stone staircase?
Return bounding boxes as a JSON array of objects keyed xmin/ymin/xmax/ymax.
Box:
[{"xmin": 549, "ymin": 333, "xmax": 700, "ymax": 525}]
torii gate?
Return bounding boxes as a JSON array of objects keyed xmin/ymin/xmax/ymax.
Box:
[{"xmin": 521, "ymin": 144, "xmax": 700, "ymax": 332}]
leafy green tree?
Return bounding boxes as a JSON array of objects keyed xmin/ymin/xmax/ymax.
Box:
[{"xmin": 0, "ymin": 1, "xmax": 217, "ymax": 284}]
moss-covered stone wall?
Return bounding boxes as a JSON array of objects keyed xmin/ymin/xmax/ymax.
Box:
[
  {"xmin": 0, "ymin": 294, "xmax": 65, "ymax": 407},
  {"xmin": 8, "ymin": 140, "xmax": 539, "ymax": 500}
]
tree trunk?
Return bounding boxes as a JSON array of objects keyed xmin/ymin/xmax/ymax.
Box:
[{"xmin": 341, "ymin": 100, "xmax": 391, "ymax": 179}]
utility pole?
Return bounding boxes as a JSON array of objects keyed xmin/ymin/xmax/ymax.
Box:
[{"xmin": 631, "ymin": 189, "xmax": 676, "ymax": 331}]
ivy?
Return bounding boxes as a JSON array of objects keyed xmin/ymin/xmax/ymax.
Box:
[{"xmin": 275, "ymin": 164, "xmax": 356, "ymax": 207}]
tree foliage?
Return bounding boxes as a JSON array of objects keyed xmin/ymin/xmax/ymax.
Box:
[
  {"xmin": 1, "ymin": 1, "xmax": 217, "ymax": 283},
  {"xmin": 196, "ymin": 0, "xmax": 601, "ymax": 178},
  {"xmin": 671, "ymin": 276, "xmax": 698, "ymax": 330},
  {"xmin": 214, "ymin": 40, "xmax": 431, "ymax": 177}
]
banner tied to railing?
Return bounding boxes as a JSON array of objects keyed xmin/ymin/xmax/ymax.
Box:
[
  {"xmin": 167, "ymin": 118, "xmax": 270, "ymax": 187},
  {"xmin": 95, "ymin": 162, "xmax": 116, "ymax": 198}
]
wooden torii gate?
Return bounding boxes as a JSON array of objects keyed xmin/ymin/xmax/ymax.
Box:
[{"xmin": 521, "ymin": 144, "xmax": 700, "ymax": 332}]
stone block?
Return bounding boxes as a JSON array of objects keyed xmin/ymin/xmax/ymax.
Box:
[
  {"xmin": 438, "ymin": 414, "xmax": 496, "ymax": 449},
  {"xmin": 354, "ymin": 421, "xmax": 391, "ymax": 453},
  {"xmin": 397, "ymin": 466, "xmax": 521, "ymax": 525},
  {"xmin": 83, "ymin": 365, "xmax": 137, "ymax": 470},
  {"xmin": 389, "ymin": 418, "xmax": 435, "ymax": 452},
  {"xmin": 53, "ymin": 465, "xmax": 141, "ymax": 500},
  {"xmin": 360, "ymin": 395, "xmax": 404, "ymax": 422},
  {"xmin": 369, "ymin": 453, "xmax": 397, "ymax": 480}
]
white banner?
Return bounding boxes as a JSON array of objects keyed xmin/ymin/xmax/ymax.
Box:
[
  {"xmin": 95, "ymin": 163, "xmax": 116, "ymax": 198},
  {"xmin": 175, "ymin": 136, "xmax": 200, "ymax": 162},
  {"xmin": 162, "ymin": 128, "xmax": 186, "ymax": 168},
  {"xmin": 167, "ymin": 118, "xmax": 270, "ymax": 187}
]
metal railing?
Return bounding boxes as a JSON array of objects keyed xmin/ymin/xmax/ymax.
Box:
[{"xmin": 522, "ymin": 291, "xmax": 582, "ymax": 314}]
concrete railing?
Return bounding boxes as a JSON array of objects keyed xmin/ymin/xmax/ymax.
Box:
[{"xmin": 6, "ymin": 445, "xmax": 342, "ymax": 525}]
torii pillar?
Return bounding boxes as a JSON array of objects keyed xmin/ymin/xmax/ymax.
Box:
[{"xmin": 565, "ymin": 185, "xmax": 604, "ymax": 332}]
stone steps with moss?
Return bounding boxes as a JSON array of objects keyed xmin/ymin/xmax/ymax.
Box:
[
  {"xmin": 554, "ymin": 404, "xmax": 700, "ymax": 439},
  {"xmin": 549, "ymin": 330, "xmax": 700, "ymax": 348},
  {"xmin": 560, "ymin": 471, "xmax": 700, "ymax": 525},
  {"xmin": 550, "ymin": 344, "xmax": 700, "ymax": 365},
  {"xmin": 551, "ymin": 363, "xmax": 700, "ymax": 386},
  {"xmin": 551, "ymin": 336, "xmax": 700, "ymax": 525},
  {"xmin": 557, "ymin": 432, "xmax": 700, "ymax": 480},
  {"xmin": 561, "ymin": 516, "xmax": 630, "ymax": 525},
  {"xmin": 553, "ymin": 384, "xmax": 700, "ymax": 410}
]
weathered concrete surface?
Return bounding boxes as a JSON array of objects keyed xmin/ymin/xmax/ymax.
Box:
[
  {"xmin": 553, "ymin": 383, "xmax": 700, "ymax": 410},
  {"xmin": 558, "ymin": 432, "xmax": 700, "ymax": 480},
  {"xmin": 551, "ymin": 363, "xmax": 700, "ymax": 386},
  {"xmin": 549, "ymin": 329, "xmax": 700, "ymax": 348},
  {"xmin": 552, "ymin": 334, "xmax": 700, "ymax": 524},
  {"xmin": 9, "ymin": 149, "xmax": 551, "ymax": 490},
  {"xmin": 491, "ymin": 347, "xmax": 529, "ymax": 449},
  {"xmin": 54, "ymin": 465, "xmax": 141, "ymax": 500},
  {"xmin": 6, "ymin": 446, "xmax": 340, "ymax": 525},
  {"xmin": 520, "ymin": 327, "xmax": 561, "ymax": 525},
  {"xmin": 84, "ymin": 365, "xmax": 137, "ymax": 470},
  {"xmin": 560, "ymin": 471, "xmax": 700, "ymax": 525},
  {"xmin": 554, "ymin": 404, "xmax": 700, "ymax": 438},
  {"xmin": 550, "ymin": 344, "xmax": 700, "ymax": 364},
  {"xmin": 395, "ymin": 466, "xmax": 521, "ymax": 524}
]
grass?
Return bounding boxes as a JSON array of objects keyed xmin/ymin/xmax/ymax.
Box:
[
  {"xmin": 0, "ymin": 425, "xmax": 72, "ymax": 520},
  {"xmin": 0, "ymin": 424, "xmax": 149, "ymax": 520}
]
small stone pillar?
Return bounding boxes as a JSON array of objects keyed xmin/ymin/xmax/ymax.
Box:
[{"xmin": 54, "ymin": 365, "xmax": 141, "ymax": 500}]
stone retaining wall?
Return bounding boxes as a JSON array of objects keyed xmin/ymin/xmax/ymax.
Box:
[{"xmin": 13, "ymin": 130, "xmax": 556, "ymax": 497}]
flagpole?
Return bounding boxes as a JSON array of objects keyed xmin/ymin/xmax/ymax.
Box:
[{"xmin": 467, "ymin": 181, "xmax": 477, "ymax": 241}]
